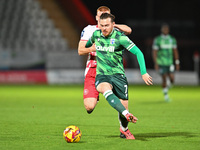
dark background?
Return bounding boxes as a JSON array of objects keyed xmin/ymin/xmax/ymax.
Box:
[{"xmin": 82, "ymin": 0, "xmax": 200, "ymax": 71}]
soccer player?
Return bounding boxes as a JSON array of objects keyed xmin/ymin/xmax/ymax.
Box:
[
  {"xmin": 85, "ymin": 13, "xmax": 153, "ymax": 139},
  {"xmin": 78, "ymin": 6, "xmax": 132, "ymax": 114},
  {"xmin": 152, "ymin": 24, "xmax": 180, "ymax": 102}
]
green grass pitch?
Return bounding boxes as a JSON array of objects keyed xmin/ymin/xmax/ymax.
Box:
[{"xmin": 0, "ymin": 84, "xmax": 200, "ymax": 150}]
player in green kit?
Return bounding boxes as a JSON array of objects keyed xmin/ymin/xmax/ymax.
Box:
[
  {"xmin": 152, "ymin": 24, "xmax": 180, "ymax": 102},
  {"xmin": 86, "ymin": 13, "xmax": 153, "ymax": 139}
]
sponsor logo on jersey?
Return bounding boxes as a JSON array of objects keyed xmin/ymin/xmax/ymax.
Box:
[
  {"xmin": 81, "ymin": 30, "xmax": 85, "ymax": 37},
  {"xmin": 96, "ymin": 46, "xmax": 115, "ymax": 52},
  {"xmin": 160, "ymin": 44, "xmax": 173, "ymax": 49},
  {"xmin": 110, "ymin": 39, "xmax": 115, "ymax": 44}
]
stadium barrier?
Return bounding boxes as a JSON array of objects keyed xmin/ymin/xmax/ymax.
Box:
[
  {"xmin": 0, "ymin": 69, "xmax": 198, "ymax": 85},
  {"xmin": 46, "ymin": 69, "xmax": 198, "ymax": 85},
  {"xmin": 0, "ymin": 70, "xmax": 47, "ymax": 84}
]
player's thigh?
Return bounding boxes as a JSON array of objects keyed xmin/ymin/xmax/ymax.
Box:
[
  {"xmin": 159, "ymin": 65, "xmax": 167, "ymax": 75},
  {"xmin": 83, "ymin": 76, "xmax": 99, "ymax": 100},
  {"xmin": 159, "ymin": 65, "xmax": 174, "ymax": 75},
  {"xmin": 95, "ymin": 75, "xmax": 112, "ymax": 93},
  {"xmin": 112, "ymin": 74, "xmax": 128, "ymax": 100}
]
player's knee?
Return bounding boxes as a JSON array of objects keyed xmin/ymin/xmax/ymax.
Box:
[
  {"xmin": 84, "ymin": 98, "xmax": 97, "ymax": 114},
  {"xmin": 84, "ymin": 104, "xmax": 95, "ymax": 114},
  {"xmin": 85, "ymin": 106, "xmax": 94, "ymax": 114}
]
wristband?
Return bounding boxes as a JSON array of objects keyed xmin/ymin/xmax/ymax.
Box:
[{"xmin": 175, "ymin": 59, "xmax": 180, "ymax": 65}]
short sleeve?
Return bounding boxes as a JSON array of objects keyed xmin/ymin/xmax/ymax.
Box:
[
  {"xmin": 152, "ymin": 38, "xmax": 159, "ymax": 50},
  {"xmin": 80, "ymin": 25, "xmax": 93, "ymax": 41}
]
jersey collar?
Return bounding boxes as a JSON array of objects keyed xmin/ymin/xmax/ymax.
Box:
[
  {"xmin": 161, "ymin": 34, "xmax": 169, "ymax": 38},
  {"xmin": 100, "ymin": 28, "xmax": 115, "ymax": 38}
]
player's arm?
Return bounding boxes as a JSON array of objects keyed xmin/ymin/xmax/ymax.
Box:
[
  {"xmin": 78, "ymin": 40, "xmax": 95, "ymax": 56},
  {"xmin": 152, "ymin": 49, "xmax": 159, "ymax": 71},
  {"xmin": 120, "ymin": 36, "xmax": 152, "ymax": 85},
  {"xmin": 173, "ymin": 48, "xmax": 180, "ymax": 71},
  {"xmin": 172, "ymin": 38, "xmax": 180, "ymax": 71},
  {"xmin": 152, "ymin": 38, "xmax": 159, "ymax": 71},
  {"xmin": 129, "ymin": 45, "xmax": 153, "ymax": 85},
  {"xmin": 114, "ymin": 24, "xmax": 132, "ymax": 35}
]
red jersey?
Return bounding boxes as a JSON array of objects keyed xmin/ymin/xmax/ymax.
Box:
[{"xmin": 80, "ymin": 25, "xmax": 98, "ymax": 76}]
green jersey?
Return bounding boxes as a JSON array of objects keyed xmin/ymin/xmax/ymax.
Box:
[
  {"xmin": 86, "ymin": 28, "xmax": 147, "ymax": 75},
  {"xmin": 153, "ymin": 34, "xmax": 177, "ymax": 66}
]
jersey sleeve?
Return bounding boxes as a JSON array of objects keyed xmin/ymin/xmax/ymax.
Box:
[
  {"xmin": 129, "ymin": 46, "xmax": 147, "ymax": 75},
  {"xmin": 119, "ymin": 35, "xmax": 135, "ymax": 51},
  {"xmin": 120, "ymin": 35, "xmax": 147, "ymax": 75},
  {"xmin": 152, "ymin": 38, "xmax": 159, "ymax": 50},
  {"xmin": 85, "ymin": 38, "xmax": 93, "ymax": 48},
  {"xmin": 80, "ymin": 25, "xmax": 93, "ymax": 41}
]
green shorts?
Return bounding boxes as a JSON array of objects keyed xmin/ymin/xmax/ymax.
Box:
[
  {"xmin": 159, "ymin": 65, "xmax": 175, "ymax": 75},
  {"xmin": 95, "ymin": 74, "xmax": 128, "ymax": 100}
]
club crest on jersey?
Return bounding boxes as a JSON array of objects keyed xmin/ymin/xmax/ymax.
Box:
[{"xmin": 110, "ymin": 39, "xmax": 115, "ymax": 44}]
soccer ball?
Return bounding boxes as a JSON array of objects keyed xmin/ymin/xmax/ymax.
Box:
[{"xmin": 63, "ymin": 125, "xmax": 82, "ymax": 143}]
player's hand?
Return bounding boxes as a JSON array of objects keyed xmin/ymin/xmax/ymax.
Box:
[
  {"xmin": 89, "ymin": 44, "xmax": 96, "ymax": 52},
  {"xmin": 142, "ymin": 73, "xmax": 153, "ymax": 85}
]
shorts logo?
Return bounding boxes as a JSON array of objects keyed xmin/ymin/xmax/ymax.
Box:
[
  {"xmin": 84, "ymin": 89, "xmax": 89, "ymax": 95},
  {"xmin": 95, "ymin": 80, "xmax": 99, "ymax": 86},
  {"xmin": 110, "ymin": 39, "xmax": 115, "ymax": 44}
]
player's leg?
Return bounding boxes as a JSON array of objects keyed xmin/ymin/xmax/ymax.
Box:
[
  {"xmin": 96, "ymin": 75, "xmax": 133, "ymax": 120},
  {"xmin": 119, "ymin": 100, "xmax": 136, "ymax": 139},
  {"xmin": 162, "ymin": 73, "xmax": 167, "ymax": 88},
  {"xmin": 84, "ymin": 98, "xmax": 98, "ymax": 114},
  {"xmin": 119, "ymin": 100, "xmax": 129, "ymax": 131},
  {"xmin": 168, "ymin": 65, "xmax": 175, "ymax": 88},
  {"xmin": 159, "ymin": 66, "xmax": 170, "ymax": 102},
  {"xmin": 83, "ymin": 70, "xmax": 99, "ymax": 114},
  {"xmin": 168, "ymin": 73, "xmax": 174, "ymax": 88},
  {"xmin": 111, "ymin": 74, "xmax": 138, "ymax": 123},
  {"xmin": 111, "ymin": 74, "xmax": 137, "ymax": 139},
  {"xmin": 96, "ymin": 82, "xmax": 128, "ymax": 115},
  {"xmin": 162, "ymin": 74, "xmax": 170, "ymax": 102},
  {"xmin": 118, "ymin": 100, "xmax": 128, "ymax": 138}
]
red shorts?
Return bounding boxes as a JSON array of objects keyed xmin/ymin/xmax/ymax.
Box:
[{"xmin": 83, "ymin": 68, "xmax": 99, "ymax": 100}]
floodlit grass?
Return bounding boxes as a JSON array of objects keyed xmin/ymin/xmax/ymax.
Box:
[{"xmin": 0, "ymin": 84, "xmax": 199, "ymax": 150}]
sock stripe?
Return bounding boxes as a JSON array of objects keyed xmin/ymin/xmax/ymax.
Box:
[{"xmin": 103, "ymin": 90, "xmax": 113, "ymax": 99}]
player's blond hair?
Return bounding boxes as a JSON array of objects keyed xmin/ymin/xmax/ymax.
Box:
[{"xmin": 96, "ymin": 6, "xmax": 111, "ymax": 14}]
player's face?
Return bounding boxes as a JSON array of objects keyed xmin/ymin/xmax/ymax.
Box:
[
  {"xmin": 100, "ymin": 18, "xmax": 115, "ymax": 37},
  {"xmin": 96, "ymin": 10, "xmax": 110, "ymax": 24},
  {"xmin": 161, "ymin": 26, "xmax": 169, "ymax": 35}
]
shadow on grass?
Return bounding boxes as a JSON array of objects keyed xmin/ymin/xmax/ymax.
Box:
[
  {"xmin": 135, "ymin": 132, "xmax": 196, "ymax": 141},
  {"xmin": 107, "ymin": 132, "xmax": 196, "ymax": 141}
]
